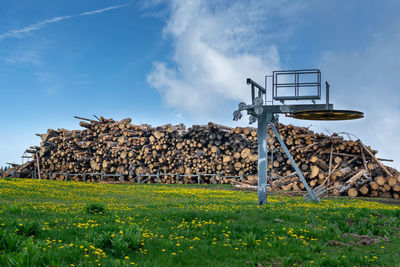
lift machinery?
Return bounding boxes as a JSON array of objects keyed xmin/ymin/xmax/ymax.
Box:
[{"xmin": 233, "ymin": 69, "xmax": 363, "ymax": 204}]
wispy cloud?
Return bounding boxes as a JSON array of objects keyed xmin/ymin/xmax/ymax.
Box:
[
  {"xmin": 0, "ymin": 4, "xmax": 129, "ymax": 41},
  {"xmin": 280, "ymin": 22, "xmax": 400, "ymax": 169},
  {"xmin": 80, "ymin": 4, "xmax": 129, "ymax": 16},
  {"xmin": 146, "ymin": 0, "xmax": 300, "ymax": 120},
  {"xmin": 316, "ymin": 26, "xmax": 400, "ymax": 169},
  {"xmin": 5, "ymin": 50, "xmax": 43, "ymax": 66},
  {"xmin": 147, "ymin": 0, "xmax": 400, "ymax": 169}
]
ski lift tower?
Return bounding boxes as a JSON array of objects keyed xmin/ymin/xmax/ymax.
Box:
[{"xmin": 233, "ymin": 69, "xmax": 363, "ymax": 205}]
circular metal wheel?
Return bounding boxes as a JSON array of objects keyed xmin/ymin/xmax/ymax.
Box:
[
  {"xmin": 238, "ymin": 102, "xmax": 247, "ymax": 109},
  {"xmin": 291, "ymin": 109, "xmax": 364, "ymax": 121},
  {"xmin": 254, "ymin": 106, "xmax": 264, "ymax": 115},
  {"xmin": 254, "ymin": 97, "xmax": 263, "ymax": 106}
]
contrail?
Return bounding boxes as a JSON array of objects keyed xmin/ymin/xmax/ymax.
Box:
[
  {"xmin": 0, "ymin": 4, "xmax": 129, "ymax": 41},
  {"xmin": 80, "ymin": 4, "xmax": 129, "ymax": 16}
]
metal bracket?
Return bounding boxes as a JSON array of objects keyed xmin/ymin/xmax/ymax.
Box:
[{"xmin": 270, "ymin": 123, "xmax": 318, "ymax": 202}]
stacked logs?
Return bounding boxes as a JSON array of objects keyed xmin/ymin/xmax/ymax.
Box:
[{"xmin": 5, "ymin": 116, "xmax": 400, "ymax": 199}]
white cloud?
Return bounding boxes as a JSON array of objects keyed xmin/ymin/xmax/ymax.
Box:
[
  {"xmin": 147, "ymin": 0, "xmax": 400, "ymax": 170},
  {"xmin": 0, "ymin": 4, "xmax": 129, "ymax": 41},
  {"xmin": 147, "ymin": 0, "xmax": 291, "ymax": 120},
  {"xmin": 306, "ymin": 26, "xmax": 400, "ymax": 169}
]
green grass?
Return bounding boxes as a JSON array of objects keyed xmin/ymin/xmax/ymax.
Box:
[{"xmin": 0, "ymin": 178, "xmax": 399, "ymax": 266}]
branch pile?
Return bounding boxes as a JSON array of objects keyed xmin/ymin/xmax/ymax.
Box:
[{"xmin": 5, "ymin": 116, "xmax": 400, "ymax": 199}]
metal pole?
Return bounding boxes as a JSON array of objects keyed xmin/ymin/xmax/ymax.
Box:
[
  {"xmin": 35, "ymin": 151, "xmax": 41, "ymax": 180},
  {"xmin": 270, "ymin": 123, "xmax": 318, "ymax": 202},
  {"xmin": 257, "ymin": 110, "xmax": 268, "ymax": 205},
  {"xmin": 326, "ymin": 82, "xmax": 330, "ymax": 110},
  {"xmin": 197, "ymin": 173, "xmax": 200, "ymax": 184},
  {"xmin": 270, "ymin": 125, "xmax": 274, "ymax": 180},
  {"xmin": 251, "ymin": 84, "xmax": 255, "ymax": 105},
  {"xmin": 266, "ymin": 123, "xmax": 270, "ymax": 188}
]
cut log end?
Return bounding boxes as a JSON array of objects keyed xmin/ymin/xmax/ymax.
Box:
[{"xmin": 347, "ymin": 188, "xmax": 358, "ymax": 197}]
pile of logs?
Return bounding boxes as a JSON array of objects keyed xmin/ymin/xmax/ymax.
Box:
[{"xmin": 4, "ymin": 115, "xmax": 400, "ymax": 199}]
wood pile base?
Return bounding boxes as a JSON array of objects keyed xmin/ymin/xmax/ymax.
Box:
[{"xmin": 5, "ymin": 115, "xmax": 400, "ymax": 199}]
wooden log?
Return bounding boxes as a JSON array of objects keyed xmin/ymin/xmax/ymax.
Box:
[
  {"xmin": 74, "ymin": 116, "xmax": 99, "ymax": 123},
  {"xmin": 347, "ymin": 188, "xmax": 358, "ymax": 197},
  {"xmin": 371, "ymin": 190, "xmax": 378, "ymax": 197},
  {"xmin": 359, "ymin": 185, "xmax": 369, "ymax": 195},
  {"xmin": 393, "ymin": 184, "xmax": 400, "ymax": 192},
  {"xmin": 370, "ymin": 182, "xmax": 379, "ymax": 190},
  {"xmin": 334, "ymin": 156, "xmax": 342, "ymax": 164},
  {"xmin": 346, "ymin": 169, "xmax": 368, "ymax": 186},
  {"xmin": 310, "ymin": 156, "xmax": 328, "ymax": 170},
  {"xmin": 359, "ymin": 144, "xmax": 370, "ymax": 176},
  {"xmin": 388, "ymin": 177, "xmax": 398, "ymax": 187},
  {"xmin": 380, "ymin": 192, "xmax": 392, "ymax": 198},
  {"xmin": 376, "ymin": 176, "xmax": 386, "ymax": 186},
  {"xmin": 360, "ymin": 142, "xmax": 393, "ymax": 177},
  {"xmin": 8, "ymin": 115, "xmax": 400, "ymax": 200},
  {"xmin": 240, "ymin": 148, "xmax": 251, "ymax": 159},
  {"xmin": 310, "ymin": 165, "xmax": 320, "ymax": 179},
  {"xmin": 335, "ymin": 166, "xmax": 352, "ymax": 178},
  {"xmin": 368, "ymin": 163, "xmax": 377, "ymax": 170}
]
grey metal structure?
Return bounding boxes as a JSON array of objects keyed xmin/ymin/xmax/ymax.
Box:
[
  {"xmin": 272, "ymin": 69, "xmax": 321, "ymax": 102},
  {"xmin": 233, "ymin": 69, "xmax": 334, "ymax": 204}
]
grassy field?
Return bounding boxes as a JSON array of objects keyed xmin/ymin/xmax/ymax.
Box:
[{"xmin": 0, "ymin": 178, "xmax": 399, "ymax": 266}]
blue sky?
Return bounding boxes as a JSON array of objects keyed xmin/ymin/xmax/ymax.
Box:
[{"xmin": 1, "ymin": 0, "xmax": 400, "ymax": 169}]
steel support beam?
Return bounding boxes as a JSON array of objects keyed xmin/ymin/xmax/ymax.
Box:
[
  {"xmin": 270, "ymin": 123, "xmax": 318, "ymax": 202},
  {"xmin": 257, "ymin": 110, "xmax": 271, "ymax": 205}
]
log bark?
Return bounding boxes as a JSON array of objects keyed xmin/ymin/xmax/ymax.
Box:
[{"xmin": 5, "ymin": 116, "xmax": 399, "ymax": 199}]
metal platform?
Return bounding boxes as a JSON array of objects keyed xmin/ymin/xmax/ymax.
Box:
[{"xmin": 291, "ymin": 109, "xmax": 364, "ymax": 120}]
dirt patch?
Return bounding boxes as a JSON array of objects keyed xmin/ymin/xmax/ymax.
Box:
[{"xmin": 329, "ymin": 233, "xmax": 391, "ymax": 247}]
